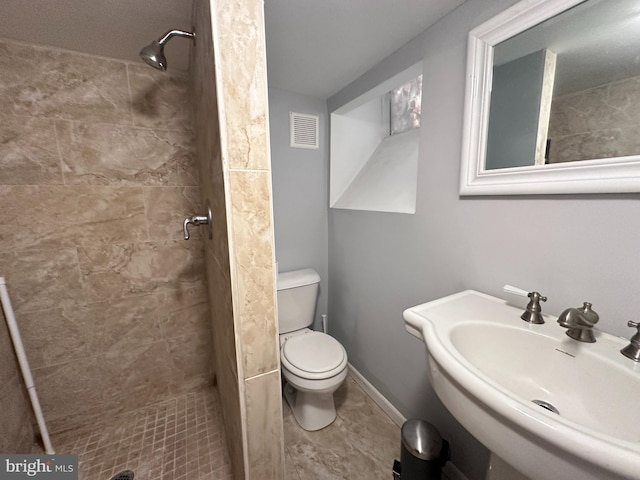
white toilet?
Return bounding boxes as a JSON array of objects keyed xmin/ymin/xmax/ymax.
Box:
[{"xmin": 277, "ymin": 268, "xmax": 348, "ymax": 431}]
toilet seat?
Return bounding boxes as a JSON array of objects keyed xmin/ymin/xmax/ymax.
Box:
[{"xmin": 281, "ymin": 332, "xmax": 347, "ymax": 380}]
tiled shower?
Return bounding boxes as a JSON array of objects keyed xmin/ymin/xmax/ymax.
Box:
[
  {"xmin": 0, "ymin": 33, "xmax": 213, "ymax": 452},
  {"xmin": 0, "ymin": 37, "xmax": 212, "ymax": 434},
  {"xmin": 0, "ymin": 0, "xmax": 284, "ymax": 476}
]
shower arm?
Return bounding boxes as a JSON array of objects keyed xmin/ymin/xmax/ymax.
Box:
[{"xmin": 158, "ymin": 30, "xmax": 195, "ymax": 46}]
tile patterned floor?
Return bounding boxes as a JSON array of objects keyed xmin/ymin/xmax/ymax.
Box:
[
  {"xmin": 49, "ymin": 375, "xmax": 420, "ymax": 480},
  {"xmin": 284, "ymin": 375, "xmax": 402, "ymax": 480},
  {"xmin": 51, "ymin": 387, "xmax": 232, "ymax": 480}
]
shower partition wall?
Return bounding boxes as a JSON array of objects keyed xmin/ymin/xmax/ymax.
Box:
[{"xmin": 191, "ymin": 0, "xmax": 284, "ymax": 477}]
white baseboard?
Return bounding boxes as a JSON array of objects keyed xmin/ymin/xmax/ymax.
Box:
[
  {"xmin": 347, "ymin": 363, "xmax": 469, "ymax": 480},
  {"xmin": 347, "ymin": 363, "xmax": 405, "ymax": 428}
]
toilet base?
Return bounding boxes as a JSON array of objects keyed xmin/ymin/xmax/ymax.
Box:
[{"xmin": 284, "ymin": 382, "xmax": 337, "ymax": 431}]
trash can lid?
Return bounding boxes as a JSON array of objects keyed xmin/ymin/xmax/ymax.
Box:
[{"xmin": 401, "ymin": 419, "xmax": 443, "ymax": 461}]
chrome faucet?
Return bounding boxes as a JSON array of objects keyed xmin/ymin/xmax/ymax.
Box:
[
  {"xmin": 183, "ymin": 206, "xmax": 213, "ymax": 240},
  {"xmin": 520, "ymin": 291, "xmax": 547, "ymax": 324},
  {"xmin": 557, "ymin": 302, "xmax": 599, "ymax": 343},
  {"xmin": 621, "ymin": 321, "xmax": 640, "ymax": 361},
  {"xmin": 503, "ymin": 285, "xmax": 547, "ymax": 324}
]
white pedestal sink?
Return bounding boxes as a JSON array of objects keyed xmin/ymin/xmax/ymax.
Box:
[{"xmin": 403, "ymin": 290, "xmax": 640, "ymax": 480}]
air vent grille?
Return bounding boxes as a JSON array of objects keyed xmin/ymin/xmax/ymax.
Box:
[{"xmin": 290, "ymin": 112, "xmax": 319, "ymax": 149}]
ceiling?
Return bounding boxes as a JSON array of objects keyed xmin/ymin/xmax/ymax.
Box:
[
  {"xmin": 0, "ymin": 0, "xmax": 466, "ymax": 100},
  {"xmin": 493, "ymin": 0, "xmax": 640, "ymax": 96},
  {"xmin": 263, "ymin": 0, "xmax": 467, "ymax": 98}
]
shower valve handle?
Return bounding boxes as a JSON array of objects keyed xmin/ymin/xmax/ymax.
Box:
[{"xmin": 183, "ymin": 207, "xmax": 212, "ymax": 240}]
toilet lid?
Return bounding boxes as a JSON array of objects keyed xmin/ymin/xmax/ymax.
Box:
[{"xmin": 282, "ymin": 332, "xmax": 345, "ymax": 374}]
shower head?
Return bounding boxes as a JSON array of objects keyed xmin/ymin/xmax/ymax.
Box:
[
  {"xmin": 139, "ymin": 40, "xmax": 167, "ymax": 71},
  {"xmin": 139, "ymin": 29, "xmax": 195, "ymax": 71}
]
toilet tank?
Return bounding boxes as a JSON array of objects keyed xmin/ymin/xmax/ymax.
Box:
[{"xmin": 277, "ymin": 268, "xmax": 321, "ymax": 334}]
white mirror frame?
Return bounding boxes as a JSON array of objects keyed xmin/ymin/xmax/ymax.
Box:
[{"xmin": 459, "ymin": 0, "xmax": 640, "ymax": 195}]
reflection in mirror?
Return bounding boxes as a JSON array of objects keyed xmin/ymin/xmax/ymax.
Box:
[
  {"xmin": 487, "ymin": 0, "xmax": 640, "ymax": 169},
  {"xmin": 459, "ymin": 0, "xmax": 640, "ymax": 195}
]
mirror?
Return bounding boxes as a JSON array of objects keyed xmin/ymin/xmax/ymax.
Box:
[{"xmin": 459, "ymin": 0, "xmax": 640, "ymax": 195}]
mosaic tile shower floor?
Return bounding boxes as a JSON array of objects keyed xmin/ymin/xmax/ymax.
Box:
[{"xmin": 51, "ymin": 388, "xmax": 232, "ymax": 480}]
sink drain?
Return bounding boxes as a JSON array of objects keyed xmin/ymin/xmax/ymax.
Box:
[{"xmin": 532, "ymin": 400, "xmax": 559, "ymax": 415}]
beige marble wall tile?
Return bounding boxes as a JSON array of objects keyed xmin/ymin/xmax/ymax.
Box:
[
  {"xmin": 229, "ymin": 170, "xmax": 278, "ymax": 378},
  {"xmin": 42, "ymin": 342, "xmax": 216, "ymax": 435},
  {"xmin": 0, "ymin": 310, "xmax": 19, "ymax": 388},
  {"xmin": 77, "ymin": 240, "xmax": 205, "ymax": 302},
  {"xmin": 144, "ymin": 186, "xmax": 203, "ymax": 240},
  {"xmin": 0, "ymin": 39, "xmax": 131, "ymax": 123},
  {"xmin": 0, "ymin": 248, "xmax": 85, "ymax": 314},
  {"xmin": 0, "ymin": 308, "xmax": 36, "ymax": 453},
  {"xmin": 204, "ymin": 245, "xmax": 236, "ymax": 380},
  {"xmin": 1, "ymin": 36, "xmax": 211, "ymax": 435},
  {"xmin": 550, "ymin": 76, "xmax": 640, "ymax": 138},
  {"xmin": 0, "ymin": 373, "xmax": 35, "ymax": 453},
  {"xmin": 33, "ymin": 355, "xmax": 110, "ymax": 432},
  {"xmin": 57, "ymin": 121, "xmax": 197, "ymax": 186},
  {"xmin": 0, "ymin": 114, "xmax": 63, "ymax": 185},
  {"xmin": 549, "ymin": 75, "xmax": 640, "ymax": 163},
  {"xmin": 216, "ymin": 0, "xmax": 270, "ymax": 171},
  {"xmin": 168, "ymin": 372, "xmax": 215, "ymax": 398},
  {"xmin": 215, "ymin": 355, "xmax": 245, "ymax": 480},
  {"xmin": 18, "ymin": 294, "xmax": 162, "ymax": 369},
  {"xmin": 165, "ymin": 329, "xmax": 214, "ymax": 382},
  {"xmin": 204, "ymin": 171, "xmax": 231, "ymax": 266},
  {"xmin": 128, "ymin": 64, "xmax": 193, "ymax": 131},
  {"xmin": 203, "ymin": 244, "xmax": 244, "ymax": 478},
  {"xmin": 549, "ymin": 126, "xmax": 640, "ymax": 163},
  {"xmin": 191, "ymin": 0, "xmax": 224, "ymax": 181},
  {"xmin": 36, "ymin": 337, "xmax": 216, "ymax": 434},
  {"xmin": 0, "ymin": 185, "xmax": 148, "ymax": 251},
  {"xmin": 155, "ymin": 283, "xmax": 210, "ymax": 339},
  {"xmin": 20, "ymin": 292, "xmax": 215, "ymax": 431},
  {"xmin": 245, "ymin": 370, "xmax": 285, "ymax": 479}
]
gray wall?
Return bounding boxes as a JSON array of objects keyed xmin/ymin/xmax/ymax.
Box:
[
  {"xmin": 486, "ymin": 50, "xmax": 547, "ymax": 169},
  {"xmin": 328, "ymin": 0, "xmax": 640, "ymax": 478},
  {"xmin": 269, "ymin": 87, "xmax": 329, "ymax": 329}
]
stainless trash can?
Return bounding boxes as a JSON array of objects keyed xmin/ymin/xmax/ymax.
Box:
[{"xmin": 392, "ymin": 419, "xmax": 449, "ymax": 479}]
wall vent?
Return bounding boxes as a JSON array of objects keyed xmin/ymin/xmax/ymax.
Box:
[{"xmin": 290, "ymin": 112, "xmax": 319, "ymax": 149}]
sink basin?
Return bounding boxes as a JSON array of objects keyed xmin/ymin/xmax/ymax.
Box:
[{"xmin": 403, "ymin": 290, "xmax": 640, "ymax": 480}]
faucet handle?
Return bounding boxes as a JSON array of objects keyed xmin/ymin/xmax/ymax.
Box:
[
  {"xmin": 503, "ymin": 285, "xmax": 547, "ymax": 324},
  {"xmin": 503, "ymin": 284, "xmax": 529, "ymax": 297},
  {"xmin": 182, "ymin": 206, "xmax": 213, "ymax": 240},
  {"xmin": 503, "ymin": 285, "xmax": 547, "ymax": 302}
]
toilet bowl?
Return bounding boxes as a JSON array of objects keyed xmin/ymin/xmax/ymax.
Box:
[
  {"xmin": 280, "ymin": 329, "xmax": 348, "ymax": 431},
  {"xmin": 277, "ymin": 269, "xmax": 348, "ymax": 431}
]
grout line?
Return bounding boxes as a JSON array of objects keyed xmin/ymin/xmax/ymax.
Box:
[
  {"xmin": 140, "ymin": 185, "xmax": 152, "ymax": 242},
  {"xmin": 52, "ymin": 119, "xmax": 67, "ymax": 185},
  {"xmin": 124, "ymin": 63, "xmax": 135, "ymax": 127},
  {"xmin": 244, "ymin": 368, "xmax": 280, "ymax": 382}
]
